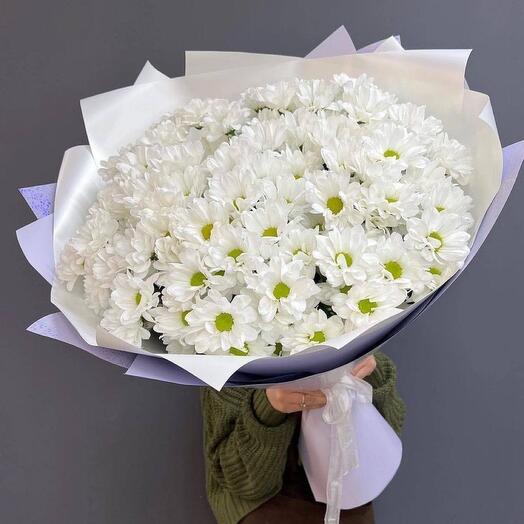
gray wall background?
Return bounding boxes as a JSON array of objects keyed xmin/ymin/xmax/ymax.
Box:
[{"xmin": 1, "ymin": 1, "xmax": 523, "ymax": 523}]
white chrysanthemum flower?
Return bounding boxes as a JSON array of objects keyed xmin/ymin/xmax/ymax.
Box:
[
  {"xmin": 242, "ymin": 338, "xmax": 277, "ymax": 356},
  {"xmin": 338, "ymin": 77, "xmax": 397, "ymax": 124},
  {"xmin": 100, "ymin": 306, "xmax": 150, "ymax": 346},
  {"xmin": 205, "ymin": 224, "xmax": 261, "ymax": 274},
  {"xmin": 56, "ymin": 243, "xmax": 85, "ymax": 291},
  {"xmin": 145, "ymin": 118, "xmax": 188, "ymax": 146},
  {"xmin": 99, "ymin": 144, "xmax": 155, "ymax": 181},
  {"xmin": 430, "ymin": 133, "xmax": 473, "ymax": 184},
  {"xmin": 241, "ymin": 200, "xmax": 294, "ymax": 242},
  {"xmin": 263, "ymin": 174, "xmax": 308, "ymax": 219},
  {"xmin": 279, "ymin": 227, "xmax": 318, "ymax": 276},
  {"xmin": 154, "ymin": 163, "xmax": 208, "ymax": 199},
  {"xmin": 363, "ymin": 180, "xmax": 420, "ymax": 227},
  {"xmin": 90, "ymin": 247, "xmax": 125, "ymax": 287},
  {"xmin": 110, "ymin": 272, "xmax": 159, "ymax": 324},
  {"xmin": 373, "ymin": 233, "xmax": 430, "ymax": 293},
  {"xmin": 280, "ymin": 146, "xmax": 322, "ymax": 179},
  {"xmin": 172, "ymin": 98, "xmax": 211, "ymax": 127},
  {"xmin": 185, "ymin": 291, "xmax": 259, "ymax": 354},
  {"xmin": 295, "ymin": 78, "xmax": 340, "ymax": 111},
  {"xmin": 151, "ymin": 302, "xmax": 195, "ymax": 348},
  {"xmin": 313, "ymin": 226, "xmax": 378, "ymax": 287},
  {"xmin": 419, "ymin": 260, "xmax": 459, "ymax": 294},
  {"xmin": 159, "ymin": 250, "xmax": 211, "ymax": 302},
  {"xmin": 406, "ymin": 209, "xmax": 471, "ymax": 263},
  {"xmin": 70, "ymin": 207, "xmax": 119, "ymax": 257},
  {"xmin": 421, "ymin": 179, "xmax": 473, "ymax": 221},
  {"xmin": 202, "ymin": 100, "xmax": 251, "ymax": 142},
  {"xmin": 242, "ymin": 81, "xmax": 297, "ymax": 111},
  {"xmin": 153, "ymin": 235, "xmax": 180, "ymax": 271},
  {"xmin": 84, "ymin": 274, "xmax": 111, "ymax": 315},
  {"xmin": 388, "ymin": 103, "xmax": 443, "ymax": 141},
  {"xmin": 125, "ymin": 226, "xmax": 155, "ymax": 276},
  {"xmin": 405, "ymin": 160, "xmax": 447, "ymax": 187},
  {"xmin": 306, "ymin": 173, "xmax": 364, "ymax": 226},
  {"xmin": 280, "ymin": 309, "xmax": 344, "ymax": 354},
  {"xmin": 248, "ymin": 258, "xmax": 320, "ymax": 323},
  {"xmin": 320, "ymin": 138, "xmax": 357, "ymax": 175},
  {"xmin": 363, "ymin": 123, "xmax": 427, "ymax": 170},
  {"xmin": 207, "ymin": 167, "xmax": 264, "ymax": 214},
  {"xmin": 241, "ymin": 118, "xmax": 288, "ymax": 152},
  {"xmin": 162, "ymin": 140, "xmax": 206, "ymax": 171},
  {"xmin": 173, "ymin": 198, "xmax": 230, "ymax": 247},
  {"xmin": 332, "ymin": 282, "xmax": 406, "ymax": 327}
]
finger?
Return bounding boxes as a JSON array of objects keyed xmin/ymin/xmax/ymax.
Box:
[
  {"xmin": 351, "ymin": 356, "xmax": 376, "ymax": 378},
  {"xmin": 299, "ymin": 395, "xmax": 327, "ymax": 410},
  {"xmin": 353, "ymin": 359, "xmax": 376, "ymax": 379},
  {"xmin": 287, "ymin": 391, "xmax": 326, "ymax": 403},
  {"xmin": 351, "ymin": 362, "xmax": 366, "ymax": 376},
  {"xmin": 287, "ymin": 391, "xmax": 326, "ymax": 409}
]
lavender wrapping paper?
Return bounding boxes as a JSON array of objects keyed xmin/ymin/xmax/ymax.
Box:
[{"xmin": 19, "ymin": 183, "xmax": 56, "ymax": 219}]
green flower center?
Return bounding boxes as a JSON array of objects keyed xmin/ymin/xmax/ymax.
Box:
[
  {"xmin": 384, "ymin": 149, "xmax": 400, "ymax": 159},
  {"xmin": 181, "ymin": 310, "xmax": 190, "ymax": 326},
  {"xmin": 201, "ymin": 223, "xmax": 213, "ymax": 240},
  {"xmin": 215, "ymin": 312, "xmax": 234, "ymax": 332},
  {"xmin": 273, "ymin": 282, "xmax": 291, "ymax": 300},
  {"xmin": 327, "ymin": 196, "xmax": 344, "ymax": 215},
  {"xmin": 229, "ymin": 344, "xmax": 249, "ymax": 356},
  {"xmin": 134, "ymin": 292, "xmax": 142, "ymax": 306},
  {"xmin": 384, "ymin": 260, "xmax": 403, "ymax": 279},
  {"xmin": 340, "ymin": 285, "xmax": 352, "ymax": 294},
  {"xmin": 386, "ymin": 196, "xmax": 398, "ymax": 203},
  {"xmin": 190, "ymin": 271, "xmax": 206, "ymax": 287},
  {"xmin": 310, "ymin": 330, "xmax": 326, "ymax": 343},
  {"xmin": 436, "ymin": 205, "xmax": 445, "ymax": 212},
  {"xmin": 428, "ymin": 231, "xmax": 444, "ymax": 250},
  {"xmin": 358, "ymin": 298, "xmax": 378, "ymax": 315},
  {"xmin": 429, "ymin": 266, "xmax": 442, "ymax": 276},
  {"xmin": 262, "ymin": 226, "xmax": 278, "ymax": 237},
  {"xmin": 228, "ymin": 248, "xmax": 244, "ymax": 261},
  {"xmin": 336, "ymin": 252, "xmax": 353, "ymax": 267}
]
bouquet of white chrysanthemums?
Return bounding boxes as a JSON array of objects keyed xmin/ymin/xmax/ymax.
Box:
[
  {"xmin": 19, "ymin": 27, "xmax": 522, "ymax": 521},
  {"xmin": 56, "ymin": 73, "xmax": 474, "ymax": 357}
]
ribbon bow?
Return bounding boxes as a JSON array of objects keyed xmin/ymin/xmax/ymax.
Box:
[{"xmin": 321, "ymin": 372, "xmax": 373, "ymax": 524}]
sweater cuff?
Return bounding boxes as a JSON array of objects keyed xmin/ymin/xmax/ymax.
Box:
[{"xmin": 252, "ymin": 390, "xmax": 288, "ymax": 427}]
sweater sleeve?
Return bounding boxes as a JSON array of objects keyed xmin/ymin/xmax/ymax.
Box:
[
  {"xmin": 201, "ymin": 387, "xmax": 298, "ymax": 501},
  {"xmin": 365, "ymin": 351, "xmax": 406, "ymax": 435}
]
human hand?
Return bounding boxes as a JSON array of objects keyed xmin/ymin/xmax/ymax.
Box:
[
  {"xmin": 265, "ymin": 388, "xmax": 327, "ymax": 414},
  {"xmin": 265, "ymin": 355, "xmax": 376, "ymax": 414}
]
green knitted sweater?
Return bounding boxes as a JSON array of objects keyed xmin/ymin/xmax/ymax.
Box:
[{"xmin": 200, "ymin": 352, "xmax": 405, "ymax": 524}]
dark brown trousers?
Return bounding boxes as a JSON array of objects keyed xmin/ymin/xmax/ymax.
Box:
[{"xmin": 240, "ymin": 427, "xmax": 374, "ymax": 524}]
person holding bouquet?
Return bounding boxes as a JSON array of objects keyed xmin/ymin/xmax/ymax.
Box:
[{"xmin": 201, "ymin": 352, "xmax": 405, "ymax": 524}]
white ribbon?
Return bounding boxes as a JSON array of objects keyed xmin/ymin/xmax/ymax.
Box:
[{"xmin": 321, "ymin": 373, "xmax": 373, "ymax": 524}]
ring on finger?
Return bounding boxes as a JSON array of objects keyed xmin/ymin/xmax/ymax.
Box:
[{"xmin": 300, "ymin": 393, "xmax": 307, "ymax": 409}]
